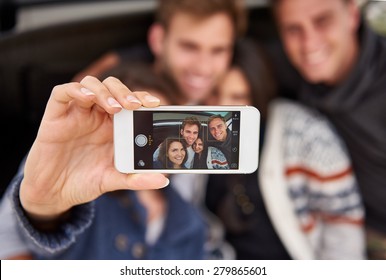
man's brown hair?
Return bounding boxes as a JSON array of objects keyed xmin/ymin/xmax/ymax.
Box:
[
  {"xmin": 208, "ymin": 114, "xmax": 226, "ymax": 126},
  {"xmin": 181, "ymin": 116, "xmax": 201, "ymax": 131},
  {"xmin": 156, "ymin": 0, "xmax": 247, "ymax": 37}
]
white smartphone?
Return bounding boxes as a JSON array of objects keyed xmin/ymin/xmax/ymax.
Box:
[{"xmin": 114, "ymin": 105, "xmax": 260, "ymax": 174}]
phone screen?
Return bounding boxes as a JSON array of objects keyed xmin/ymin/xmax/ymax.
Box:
[{"xmin": 132, "ymin": 110, "xmax": 241, "ymax": 170}]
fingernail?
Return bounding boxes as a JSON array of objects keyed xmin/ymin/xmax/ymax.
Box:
[
  {"xmin": 161, "ymin": 178, "xmax": 170, "ymax": 188},
  {"xmin": 126, "ymin": 95, "xmax": 141, "ymax": 104},
  {"xmin": 80, "ymin": 87, "xmax": 95, "ymax": 96},
  {"xmin": 144, "ymin": 95, "xmax": 160, "ymax": 103},
  {"xmin": 107, "ymin": 97, "xmax": 122, "ymax": 108}
]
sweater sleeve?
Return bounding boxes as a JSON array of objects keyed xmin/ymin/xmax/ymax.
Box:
[
  {"xmin": 9, "ymin": 173, "xmax": 95, "ymax": 257},
  {"xmin": 0, "ymin": 184, "xmax": 30, "ymax": 259}
]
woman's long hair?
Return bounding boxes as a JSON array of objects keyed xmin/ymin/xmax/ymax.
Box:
[{"xmin": 157, "ymin": 138, "xmax": 188, "ymax": 168}]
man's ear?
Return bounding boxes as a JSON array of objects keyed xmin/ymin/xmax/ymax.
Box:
[
  {"xmin": 148, "ymin": 23, "xmax": 165, "ymax": 57},
  {"xmin": 348, "ymin": 0, "xmax": 361, "ymax": 32}
]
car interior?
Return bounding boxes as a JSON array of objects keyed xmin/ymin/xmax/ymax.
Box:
[
  {"xmin": 0, "ymin": 0, "xmax": 286, "ymax": 196},
  {"xmin": 2, "ymin": 0, "xmax": 382, "ymax": 196}
]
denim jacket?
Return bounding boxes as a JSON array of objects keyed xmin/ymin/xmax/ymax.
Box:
[{"xmin": 7, "ymin": 173, "xmax": 205, "ymax": 260}]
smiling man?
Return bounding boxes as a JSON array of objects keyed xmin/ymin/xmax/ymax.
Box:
[
  {"xmin": 274, "ymin": 0, "xmax": 359, "ymax": 85},
  {"xmin": 179, "ymin": 116, "xmax": 201, "ymax": 168},
  {"xmin": 148, "ymin": 0, "xmax": 246, "ymax": 104},
  {"xmin": 75, "ymin": 0, "xmax": 247, "ymax": 105},
  {"xmin": 272, "ymin": 0, "xmax": 386, "ymax": 259},
  {"xmin": 208, "ymin": 115, "xmax": 228, "ymax": 142},
  {"xmin": 208, "ymin": 114, "xmax": 232, "ymax": 163}
]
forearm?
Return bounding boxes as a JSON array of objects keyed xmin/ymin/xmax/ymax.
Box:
[{"xmin": 10, "ymin": 174, "xmax": 95, "ymax": 257}]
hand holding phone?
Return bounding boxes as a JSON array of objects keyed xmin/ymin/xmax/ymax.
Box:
[
  {"xmin": 19, "ymin": 77, "xmax": 169, "ymax": 222},
  {"xmin": 114, "ymin": 105, "xmax": 260, "ymax": 174}
]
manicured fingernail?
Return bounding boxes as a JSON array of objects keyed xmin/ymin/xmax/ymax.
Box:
[
  {"xmin": 126, "ymin": 95, "xmax": 141, "ymax": 104},
  {"xmin": 161, "ymin": 178, "xmax": 170, "ymax": 188},
  {"xmin": 144, "ymin": 95, "xmax": 160, "ymax": 103},
  {"xmin": 80, "ymin": 87, "xmax": 95, "ymax": 96},
  {"xmin": 107, "ymin": 97, "xmax": 122, "ymax": 108}
]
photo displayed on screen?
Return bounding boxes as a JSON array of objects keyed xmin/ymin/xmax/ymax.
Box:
[{"xmin": 133, "ymin": 110, "xmax": 240, "ymax": 170}]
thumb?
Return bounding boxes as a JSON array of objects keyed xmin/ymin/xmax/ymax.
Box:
[{"xmin": 101, "ymin": 169, "xmax": 170, "ymax": 192}]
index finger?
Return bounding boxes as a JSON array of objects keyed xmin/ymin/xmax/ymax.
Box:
[
  {"xmin": 45, "ymin": 82, "xmax": 96, "ymax": 119},
  {"xmin": 102, "ymin": 77, "xmax": 161, "ymax": 109}
]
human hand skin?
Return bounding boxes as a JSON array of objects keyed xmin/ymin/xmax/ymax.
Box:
[{"xmin": 19, "ymin": 76, "xmax": 169, "ymax": 222}]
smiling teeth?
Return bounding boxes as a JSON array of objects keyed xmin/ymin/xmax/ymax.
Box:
[
  {"xmin": 187, "ymin": 76, "xmax": 210, "ymax": 88},
  {"xmin": 305, "ymin": 50, "xmax": 327, "ymax": 65}
]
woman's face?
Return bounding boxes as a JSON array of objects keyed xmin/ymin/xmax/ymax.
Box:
[
  {"xmin": 218, "ymin": 67, "xmax": 251, "ymax": 106},
  {"xmin": 193, "ymin": 138, "xmax": 204, "ymax": 154},
  {"xmin": 167, "ymin": 141, "xmax": 186, "ymax": 168}
]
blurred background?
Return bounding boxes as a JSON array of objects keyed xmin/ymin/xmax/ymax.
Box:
[{"xmin": 0, "ymin": 0, "xmax": 385, "ymax": 196}]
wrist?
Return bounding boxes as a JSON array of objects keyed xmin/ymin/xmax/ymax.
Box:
[
  {"xmin": 22, "ymin": 207, "xmax": 72, "ymax": 232},
  {"xmin": 19, "ymin": 181, "xmax": 71, "ymax": 231}
]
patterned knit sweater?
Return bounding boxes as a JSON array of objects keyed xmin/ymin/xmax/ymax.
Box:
[{"xmin": 259, "ymin": 99, "xmax": 365, "ymax": 259}]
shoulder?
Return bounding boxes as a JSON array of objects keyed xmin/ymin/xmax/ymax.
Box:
[
  {"xmin": 208, "ymin": 146, "xmax": 229, "ymax": 167},
  {"xmin": 268, "ymin": 99, "xmax": 351, "ymax": 172},
  {"xmin": 163, "ymin": 186, "xmax": 205, "ymax": 232},
  {"xmin": 270, "ymin": 99, "xmax": 328, "ymax": 128},
  {"xmin": 269, "ymin": 98, "xmax": 341, "ymax": 142},
  {"xmin": 153, "ymin": 160, "xmax": 163, "ymax": 169}
]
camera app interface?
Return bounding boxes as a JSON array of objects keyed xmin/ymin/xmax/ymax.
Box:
[{"xmin": 133, "ymin": 110, "xmax": 240, "ymax": 170}]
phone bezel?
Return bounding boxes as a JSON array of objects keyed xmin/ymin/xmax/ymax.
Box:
[{"xmin": 114, "ymin": 105, "xmax": 260, "ymax": 174}]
